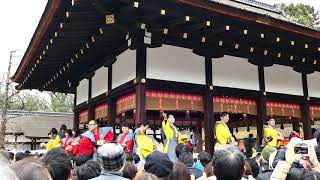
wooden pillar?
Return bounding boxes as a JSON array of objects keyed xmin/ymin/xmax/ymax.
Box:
[
  {"xmin": 204, "ymin": 57, "xmax": 214, "ymax": 154},
  {"xmin": 257, "ymin": 65, "xmax": 267, "ymax": 150},
  {"xmin": 108, "ymin": 98, "xmax": 116, "ymax": 126},
  {"xmin": 108, "ymin": 65, "xmax": 112, "ymax": 91},
  {"xmin": 73, "ymin": 112, "xmax": 80, "ymax": 129},
  {"xmin": 87, "ymin": 77, "xmax": 94, "ymax": 121},
  {"xmin": 31, "ymin": 139, "xmax": 34, "ymax": 150},
  {"xmin": 301, "ymin": 73, "xmax": 312, "ymax": 139},
  {"xmin": 135, "ymin": 36, "xmax": 147, "ymax": 125},
  {"xmin": 73, "ymin": 88, "xmax": 79, "ymax": 129},
  {"xmin": 88, "ymin": 77, "xmax": 92, "ymax": 100}
]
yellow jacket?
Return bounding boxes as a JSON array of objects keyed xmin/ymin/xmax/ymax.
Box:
[
  {"xmin": 135, "ymin": 129, "xmax": 155, "ymax": 158},
  {"xmin": 46, "ymin": 135, "xmax": 61, "ymax": 151},
  {"xmin": 263, "ymin": 125, "xmax": 279, "ymax": 147},
  {"xmin": 162, "ymin": 120, "xmax": 179, "ymax": 153},
  {"xmin": 215, "ymin": 121, "xmax": 232, "ymax": 147}
]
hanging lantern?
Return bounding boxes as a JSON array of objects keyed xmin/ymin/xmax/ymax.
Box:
[
  {"xmin": 185, "ymin": 110, "xmax": 190, "ymax": 120},
  {"xmin": 289, "ymin": 116, "xmax": 292, "ymax": 123},
  {"xmin": 235, "ymin": 127, "xmax": 239, "ymax": 133},
  {"xmin": 247, "ymin": 125, "xmax": 250, "ymax": 132}
]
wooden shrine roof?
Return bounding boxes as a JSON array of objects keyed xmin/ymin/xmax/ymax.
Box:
[{"xmin": 12, "ymin": 0, "xmax": 320, "ymax": 93}]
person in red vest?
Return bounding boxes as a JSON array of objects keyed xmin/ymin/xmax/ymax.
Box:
[
  {"xmin": 71, "ymin": 135, "xmax": 94, "ymax": 157},
  {"xmin": 81, "ymin": 119, "xmax": 114, "ymax": 160},
  {"xmin": 117, "ymin": 122, "xmax": 134, "ymax": 153},
  {"xmin": 61, "ymin": 129, "xmax": 74, "ymax": 154}
]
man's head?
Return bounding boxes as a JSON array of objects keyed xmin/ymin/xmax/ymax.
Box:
[
  {"xmin": 121, "ymin": 122, "xmax": 130, "ymax": 134},
  {"xmin": 74, "ymin": 154, "xmax": 92, "ymax": 167},
  {"xmin": 212, "ymin": 145, "xmax": 245, "ymax": 180},
  {"xmin": 40, "ymin": 148, "xmax": 72, "ymax": 180},
  {"xmin": 175, "ymin": 144, "xmax": 190, "ymax": 159},
  {"xmin": 15, "ymin": 152, "xmax": 30, "ymax": 161},
  {"xmin": 220, "ymin": 112, "xmax": 229, "ymax": 123},
  {"xmin": 76, "ymin": 160, "xmax": 102, "ymax": 180},
  {"xmin": 198, "ymin": 151, "xmax": 212, "ymax": 167},
  {"xmin": 88, "ymin": 120, "xmax": 98, "ymax": 132},
  {"xmin": 98, "ymin": 143, "xmax": 125, "ymax": 172},
  {"xmin": 178, "ymin": 151, "xmax": 194, "ymax": 167},
  {"xmin": 292, "ymin": 123, "xmax": 302, "ymax": 133},
  {"xmin": 144, "ymin": 150, "xmax": 173, "ymax": 178},
  {"xmin": 168, "ymin": 114, "xmax": 175, "ymax": 124},
  {"xmin": 249, "ymin": 134, "xmax": 254, "ymax": 138},
  {"xmin": 267, "ymin": 117, "xmax": 276, "ymax": 126},
  {"xmin": 11, "ymin": 157, "xmax": 52, "ymax": 180},
  {"xmin": 60, "ymin": 124, "xmax": 67, "ymax": 131}
]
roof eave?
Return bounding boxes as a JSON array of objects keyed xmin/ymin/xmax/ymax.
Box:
[{"xmin": 12, "ymin": 0, "xmax": 61, "ymax": 83}]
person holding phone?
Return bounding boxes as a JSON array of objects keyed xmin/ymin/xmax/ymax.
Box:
[{"xmin": 270, "ymin": 138, "xmax": 320, "ymax": 180}]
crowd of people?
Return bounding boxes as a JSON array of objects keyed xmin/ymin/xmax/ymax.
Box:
[{"xmin": 1, "ymin": 112, "xmax": 320, "ymax": 180}]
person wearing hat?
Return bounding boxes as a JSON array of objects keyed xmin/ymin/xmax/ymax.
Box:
[
  {"xmin": 144, "ymin": 150, "xmax": 173, "ymax": 179},
  {"xmin": 40, "ymin": 128, "xmax": 61, "ymax": 151},
  {"xmin": 81, "ymin": 119, "xmax": 114, "ymax": 160},
  {"xmin": 262, "ymin": 146, "xmax": 277, "ymax": 162},
  {"xmin": 162, "ymin": 112, "xmax": 180, "ymax": 162},
  {"xmin": 215, "ymin": 112, "xmax": 237, "ymax": 148},
  {"xmin": 263, "ymin": 117, "xmax": 284, "ymax": 147},
  {"xmin": 90, "ymin": 143, "xmax": 129, "ymax": 180},
  {"xmin": 117, "ymin": 122, "xmax": 134, "ymax": 153}
]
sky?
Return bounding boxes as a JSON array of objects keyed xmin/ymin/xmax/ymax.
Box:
[{"xmin": 0, "ymin": 0, "xmax": 319, "ymax": 78}]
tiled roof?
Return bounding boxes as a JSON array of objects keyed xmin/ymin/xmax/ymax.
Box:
[
  {"xmin": 209, "ymin": 0, "xmax": 316, "ymax": 30},
  {"xmin": 2, "ymin": 110, "xmax": 73, "ymax": 139}
]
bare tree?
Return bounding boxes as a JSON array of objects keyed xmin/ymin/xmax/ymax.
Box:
[{"xmin": 0, "ymin": 50, "xmax": 15, "ymax": 149}]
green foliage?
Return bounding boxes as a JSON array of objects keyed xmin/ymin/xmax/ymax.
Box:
[
  {"xmin": 49, "ymin": 93, "xmax": 74, "ymax": 112},
  {"xmin": 280, "ymin": 3, "xmax": 320, "ymax": 29}
]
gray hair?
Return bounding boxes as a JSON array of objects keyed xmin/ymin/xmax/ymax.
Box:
[{"xmin": 98, "ymin": 143, "xmax": 124, "ymax": 158}]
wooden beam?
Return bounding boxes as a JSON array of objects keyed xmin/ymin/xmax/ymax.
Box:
[
  {"xmin": 301, "ymin": 73, "xmax": 312, "ymax": 139},
  {"xmin": 256, "ymin": 65, "xmax": 266, "ymax": 151},
  {"xmin": 204, "ymin": 57, "xmax": 214, "ymax": 154}
]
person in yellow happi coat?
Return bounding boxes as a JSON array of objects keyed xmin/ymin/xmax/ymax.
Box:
[
  {"xmin": 263, "ymin": 117, "xmax": 284, "ymax": 147},
  {"xmin": 40, "ymin": 128, "xmax": 61, "ymax": 151},
  {"xmin": 162, "ymin": 113, "xmax": 179, "ymax": 162},
  {"xmin": 134, "ymin": 121, "xmax": 156, "ymax": 160},
  {"xmin": 215, "ymin": 112, "xmax": 236, "ymax": 148}
]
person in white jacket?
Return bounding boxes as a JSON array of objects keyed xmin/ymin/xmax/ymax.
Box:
[{"xmin": 270, "ymin": 138, "xmax": 320, "ymax": 180}]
